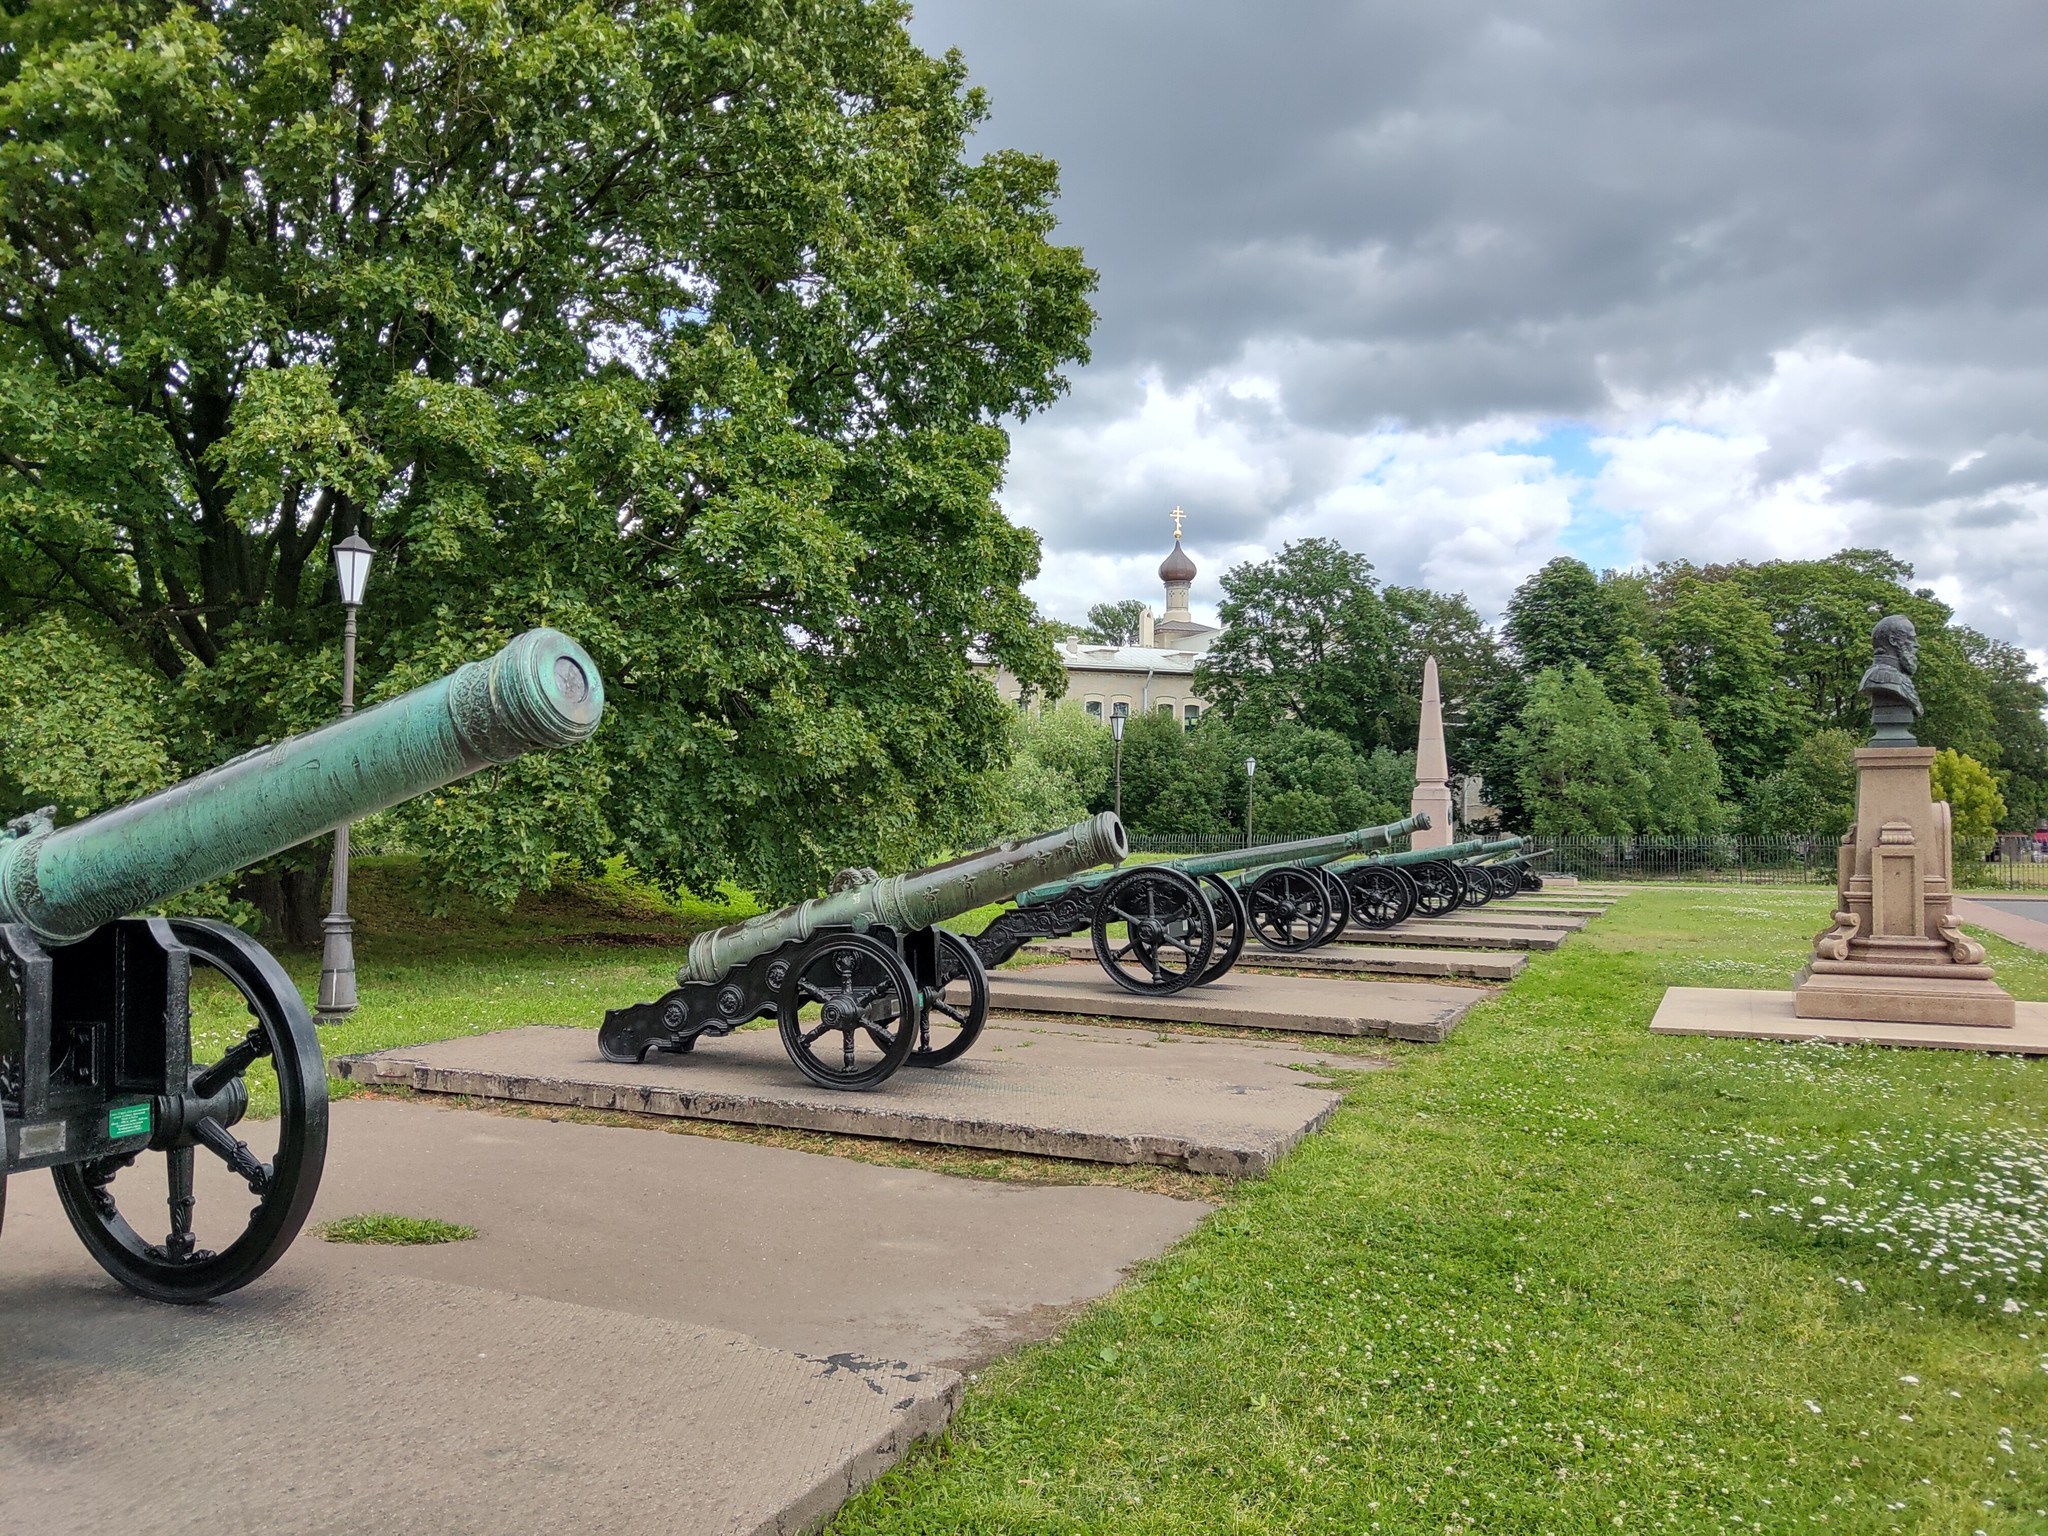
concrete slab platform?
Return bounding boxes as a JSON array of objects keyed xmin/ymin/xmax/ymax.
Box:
[
  {"xmin": 1338, "ymin": 923, "xmax": 1565, "ymax": 952},
  {"xmin": 986, "ymin": 961, "xmax": 1492, "ymax": 1043},
  {"xmin": 1027, "ymin": 936, "xmax": 1525, "ymax": 981},
  {"xmin": 1650, "ymin": 986, "xmax": 2048, "ymax": 1054},
  {"xmin": 1429, "ymin": 910, "xmax": 1586, "ymax": 931},
  {"xmin": 338, "ymin": 1018, "xmax": 1353, "ymax": 1177},
  {"xmin": 2, "ymin": 1098, "xmax": 1214, "ymax": 1535}
]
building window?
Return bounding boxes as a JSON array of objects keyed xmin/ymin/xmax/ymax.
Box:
[
  {"xmin": 1085, "ymin": 699, "xmax": 1103, "ymax": 719},
  {"xmin": 1156, "ymin": 700, "xmax": 1175, "ymax": 717},
  {"xmin": 1183, "ymin": 704, "xmax": 1202, "ymax": 729},
  {"xmin": 1111, "ymin": 700, "xmax": 1130, "ymax": 718}
]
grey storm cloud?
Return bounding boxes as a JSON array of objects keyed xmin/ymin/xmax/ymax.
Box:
[{"xmin": 905, "ymin": 0, "xmax": 2048, "ymax": 644}]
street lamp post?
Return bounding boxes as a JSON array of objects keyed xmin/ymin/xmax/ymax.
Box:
[
  {"xmin": 1245, "ymin": 756, "xmax": 1257, "ymax": 844},
  {"xmin": 317, "ymin": 533, "xmax": 375, "ymax": 1021},
  {"xmin": 1111, "ymin": 708, "xmax": 1127, "ymax": 819}
]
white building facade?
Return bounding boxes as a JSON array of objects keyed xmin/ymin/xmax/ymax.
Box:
[{"xmin": 982, "ymin": 524, "xmax": 1222, "ymax": 727}]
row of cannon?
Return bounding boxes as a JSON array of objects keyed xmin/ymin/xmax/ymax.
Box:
[{"xmin": 0, "ymin": 629, "xmax": 1545, "ymax": 1303}]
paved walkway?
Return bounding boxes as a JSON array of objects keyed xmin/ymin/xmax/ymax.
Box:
[
  {"xmin": 1, "ymin": 1097, "xmax": 1210, "ymax": 1534},
  {"xmin": 1957, "ymin": 895, "xmax": 2048, "ymax": 953}
]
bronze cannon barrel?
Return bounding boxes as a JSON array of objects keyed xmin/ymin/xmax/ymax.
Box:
[
  {"xmin": 0, "ymin": 628, "xmax": 605, "ymax": 945},
  {"xmin": 680, "ymin": 812, "xmax": 1128, "ymax": 985}
]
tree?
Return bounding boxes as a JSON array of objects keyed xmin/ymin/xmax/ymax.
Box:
[
  {"xmin": 1953, "ymin": 629, "xmax": 2048, "ymax": 827},
  {"xmin": 1932, "ymin": 749, "xmax": 2006, "ymax": 841},
  {"xmin": 1504, "ymin": 559, "xmax": 1632, "ymax": 676},
  {"xmin": 977, "ymin": 703, "xmax": 1106, "ymax": 840},
  {"xmin": 1083, "ymin": 600, "xmax": 1148, "ymax": 646},
  {"xmin": 1741, "ymin": 729, "xmax": 1860, "ymax": 838},
  {"xmin": 1496, "ymin": 666, "xmax": 1655, "ymax": 836},
  {"xmin": 1650, "ymin": 579, "xmax": 1803, "ymax": 792},
  {"xmin": 1644, "ymin": 718, "xmax": 1729, "ymax": 835},
  {"xmin": 1195, "ymin": 539, "xmax": 1396, "ymax": 745},
  {"xmin": 1380, "ymin": 585, "xmax": 1507, "ymax": 755},
  {"xmin": 0, "ymin": 0, "xmax": 1093, "ymax": 933}
]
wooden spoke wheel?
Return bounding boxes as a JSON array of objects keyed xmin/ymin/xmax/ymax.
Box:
[
  {"xmin": 1089, "ymin": 867, "xmax": 1216, "ymax": 996},
  {"xmin": 1194, "ymin": 873, "xmax": 1248, "ymax": 985},
  {"xmin": 777, "ymin": 932, "xmax": 921, "ymax": 1090},
  {"xmin": 1487, "ymin": 864, "xmax": 1524, "ymax": 900},
  {"xmin": 53, "ymin": 919, "xmax": 329, "ymax": 1305},
  {"xmin": 1246, "ymin": 866, "xmax": 1336, "ymax": 952},
  {"xmin": 909, "ymin": 929, "xmax": 989, "ymax": 1068},
  {"xmin": 1342, "ymin": 864, "xmax": 1415, "ymax": 929},
  {"xmin": 1457, "ymin": 863, "xmax": 1496, "ymax": 908},
  {"xmin": 1310, "ymin": 868, "xmax": 1354, "ymax": 946},
  {"xmin": 1408, "ymin": 859, "xmax": 1467, "ymax": 918}
]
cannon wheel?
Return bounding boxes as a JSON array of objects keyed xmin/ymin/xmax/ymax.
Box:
[
  {"xmin": 1343, "ymin": 864, "xmax": 1415, "ymax": 929},
  {"xmin": 1194, "ymin": 873, "xmax": 1247, "ymax": 985},
  {"xmin": 1089, "ymin": 866, "xmax": 1216, "ymax": 995},
  {"xmin": 1311, "ymin": 869, "xmax": 1354, "ymax": 945},
  {"xmin": 1488, "ymin": 863, "xmax": 1523, "ymax": 901},
  {"xmin": 53, "ymin": 919, "xmax": 328, "ymax": 1305},
  {"xmin": 1458, "ymin": 863, "xmax": 1496, "ymax": 908},
  {"xmin": 1246, "ymin": 866, "xmax": 1337, "ymax": 952},
  {"xmin": 1409, "ymin": 860, "xmax": 1466, "ymax": 918},
  {"xmin": 909, "ymin": 930, "xmax": 989, "ymax": 1068},
  {"xmin": 777, "ymin": 931, "xmax": 922, "ymax": 1090}
]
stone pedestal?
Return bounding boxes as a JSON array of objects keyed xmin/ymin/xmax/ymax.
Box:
[{"xmin": 1794, "ymin": 746, "xmax": 2015, "ymax": 1028}]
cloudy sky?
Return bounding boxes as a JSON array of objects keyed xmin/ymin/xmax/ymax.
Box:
[{"xmin": 904, "ymin": 0, "xmax": 2048, "ymax": 658}]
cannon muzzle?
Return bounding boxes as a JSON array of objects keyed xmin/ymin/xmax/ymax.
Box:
[{"xmin": 0, "ymin": 628, "xmax": 605, "ymax": 945}]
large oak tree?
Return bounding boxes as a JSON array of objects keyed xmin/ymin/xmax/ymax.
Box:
[{"xmin": 0, "ymin": 0, "xmax": 1091, "ymax": 934}]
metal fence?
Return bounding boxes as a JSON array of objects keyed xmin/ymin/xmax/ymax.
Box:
[{"xmin": 1533, "ymin": 833, "xmax": 2048, "ymax": 890}]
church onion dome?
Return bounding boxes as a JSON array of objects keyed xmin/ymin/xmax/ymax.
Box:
[{"xmin": 1159, "ymin": 538, "xmax": 1197, "ymax": 582}]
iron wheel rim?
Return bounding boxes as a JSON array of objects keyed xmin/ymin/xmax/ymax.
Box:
[
  {"xmin": 1089, "ymin": 867, "xmax": 1215, "ymax": 995},
  {"xmin": 777, "ymin": 932, "xmax": 921, "ymax": 1090},
  {"xmin": 52, "ymin": 918, "xmax": 328, "ymax": 1305}
]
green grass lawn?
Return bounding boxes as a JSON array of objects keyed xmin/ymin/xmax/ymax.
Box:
[
  {"xmin": 206, "ymin": 867, "xmax": 2047, "ymax": 1530},
  {"xmin": 824, "ymin": 885, "xmax": 2048, "ymax": 1535}
]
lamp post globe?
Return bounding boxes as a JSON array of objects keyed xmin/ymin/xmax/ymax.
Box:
[
  {"xmin": 317, "ymin": 533, "xmax": 375, "ymax": 1020},
  {"xmin": 1245, "ymin": 756, "xmax": 1256, "ymax": 843}
]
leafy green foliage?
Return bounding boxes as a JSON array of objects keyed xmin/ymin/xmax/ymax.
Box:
[
  {"xmin": 1195, "ymin": 540, "xmax": 1399, "ymax": 745},
  {"xmin": 0, "ymin": 613, "xmax": 169, "ymax": 820},
  {"xmin": 0, "ymin": 0, "xmax": 1092, "ymax": 922},
  {"xmin": 1742, "ymin": 728, "xmax": 1861, "ymax": 838},
  {"xmin": 1931, "ymin": 748, "xmax": 2005, "ymax": 841},
  {"xmin": 1083, "ymin": 600, "xmax": 1148, "ymax": 646}
]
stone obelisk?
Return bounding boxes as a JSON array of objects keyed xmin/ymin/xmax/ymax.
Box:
[
  {"xmin": 1409, "ymin": 655, "xmax": 1455, "ymax": 848},
  {"xmin": 1794, "ymin": 615, "xmax": 2015, "ymax": 1028}
]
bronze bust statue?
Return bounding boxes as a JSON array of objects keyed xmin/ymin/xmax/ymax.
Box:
[{"xmin": 1860, "ymin": 613, "xmax": 1922, "ymax": 744}]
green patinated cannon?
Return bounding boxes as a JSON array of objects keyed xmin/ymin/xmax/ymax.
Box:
[
  {"xmin": 1328, "ymin": 834, "xmax": 1531, "ymax": 928},
  {"xmin": 0, "ymin": 629, "xmax": 604, "ymax": 1302},
  {"xmin": 599, "ymin": 813, "xmax": 1129, "ymax": 1089},
  {"xmin": 968, "ymin": 814, "xmax": 1428, "ymax": 991}
]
